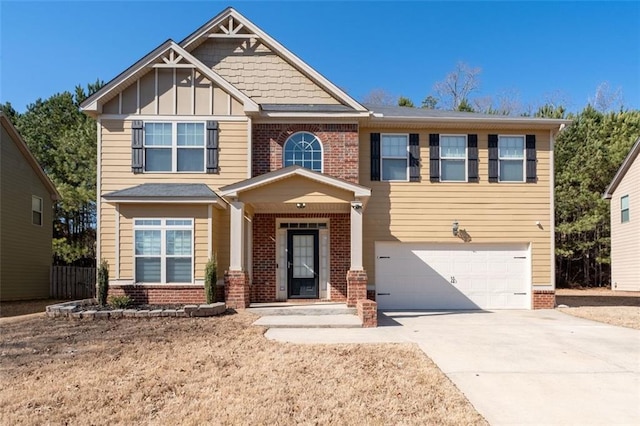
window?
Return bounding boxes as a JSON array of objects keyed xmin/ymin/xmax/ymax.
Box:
[
  {"xmin": 381, "ymin": 134, "xmax": 408, "ymax": 181},
  {"xmin": 621, "ymin": 195, "xmax": 630, "ymax": 223},
  {"xmin": 499, "ymin": 136, "xmax": 525, "ymax": 182},
  {"xmin": 134, "ymin": 219, "xmax": 193, "ymax": 283},
  {"xmin": 144, "ymin": 122, "xmax": 205, "ymax": 172},
  {"xmin": 283, "ymin": 132, "xmax": 322, "ymax": 171},
  {"xmin": 440, "ymin": 135, "xmax": 467, "ymax": 181},
  {"xmin": 32, "ymin": 196, "xmax": 42, "ymax": 226}
]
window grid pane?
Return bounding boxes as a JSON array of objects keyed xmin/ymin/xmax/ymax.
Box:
[
  {"xmin": 177, "ymin": 123, "xmax": 204, "ymax": 146},
  {"xmin": 134, "ymin": 220, "xmax": 193, "ymax": 283},
  {"xmin": 177, "ymin": 149, "xmax": 204, "ymax": 172},
  {"xmin": 293, "ymin": 235, "xmax": 314, "ymax": 278},
  {"xmin": 145, "ymin": 148, "xmax": 172, "ymax": 171},
  {"xmin": 499, "ymin": 136, "xmax": 524, "ymax": 159},
  {"xmin": 500, "ymin": 160, "xmax": 524, "ymax": 182},
  {"xmin": 135, "ymin": 230, "xmax": 161, "ymax": 255},
  {"xmin": 441, "ymin": 160, "xmax": 466, "ymax": 181},
  {"xmin": 382, "ymin": 158, "xmax": 408, "ymax": 181},
  {"xmin": 145, "ymin": 123, "xmax": 172, "ymax": 146},
  {"xmin": 381, "ymin": 135, "xmax": 408, "ymax": 157},
  {"xmin": 283, "ymin": 132, "xmax": 322, "ymax": 171},
  {"xmin": 441, "ymin": 136, "xmax": 466, "ymax": 158},
  {"xmin": 621, "ymin": 195, "xmax": 630, "ymax": 223}
]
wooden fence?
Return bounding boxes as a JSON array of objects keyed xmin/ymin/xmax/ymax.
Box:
[{"xmin": 50, "ymin": 266, "xmax": 96, "ymax": 299}]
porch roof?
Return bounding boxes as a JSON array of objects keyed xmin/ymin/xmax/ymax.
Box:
[
  {"xmin": 218, "ymin": 166, "xmax": 372, "ymax": 199},
  {"xmin": 103, "ymin": 183, "xmax": 226, "ymax": 208}
]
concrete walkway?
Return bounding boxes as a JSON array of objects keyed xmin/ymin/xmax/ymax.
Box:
[{"xmin": 265, "ymin": 310, "xmax": 640, "ymax": 425}]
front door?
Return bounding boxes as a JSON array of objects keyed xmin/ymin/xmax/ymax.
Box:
[{"xmin": 287, "ymin": 230, "xmax": 319, "ymax": 298}]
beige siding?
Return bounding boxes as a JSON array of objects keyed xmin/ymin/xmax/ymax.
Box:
[
  {"xmin": 240, "ymin": 175, "xmax": 353, "ymax": 204},
  {"xmin": 0, "ymin": 125, "xmax": 53, "ymax": 301},
  {"xmin": 359, "ymin": 128, "xmax": 553, "ymax": 288},
  {"xmin": 99, "ymin": 119, "xmax": 245, "ymax": 280},
  {"xmin": 610, "ymin": 156, "xmax": 640, "ymax": 291},
  {"xmin": 176, "ymin": 69, "xmax": 193, "ymax": 115},
  {"xmin": 116, "ymin": 205, "xmax": 211, "ymax": 281},
  {"xmin": 192, "ymin": 39, "xmax": 341, "ymax": 105}
]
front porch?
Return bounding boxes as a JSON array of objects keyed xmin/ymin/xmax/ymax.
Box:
[{"xmin": 219, "ymin": 166, "xmax": 374, "ymax": 316}]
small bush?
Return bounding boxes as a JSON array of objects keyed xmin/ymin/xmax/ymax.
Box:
[
  {"xmin": 108, "ymin": 295, "xmax": 133, "ymax": 309},
  {"xmin": 97, "ymin": 259, "xmax": 109, "ymax": 306},
  {"xmin": 204, "ymin": 254, "xmax": 218, "ymax": 304}
]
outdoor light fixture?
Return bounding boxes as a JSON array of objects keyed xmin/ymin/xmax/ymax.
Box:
[
  {"xmin": 296, "ymin": 203, "xmax": 306, "ymax": 209},
  {"xmin": 452, "ymin": 220, "xmax": 459, "ymax": 236},
  {"xmin": 352, "ymin": 202, "xmax": 363, "ymax": 210}
]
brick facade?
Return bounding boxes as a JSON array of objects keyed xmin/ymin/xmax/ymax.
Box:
[
  {"xmin": 251, "ymin": 213, "xmax": 350, "ymax": 303},
  {"xmin": 357, "ymin": 299, "xmax": 378, "ymax": 328},
  {"xmin": 108, "ymin": 285, "xmax": 205, "ymax": 305},
  {"xmin": 533, "ymin": 290, "xmax": 555, "ymax": 309},
  {"xmin": 346, "ymin": 270, "xmax": 368, "ymax": 307},
  {"xmin": 252, "ymin": 123, "xmax": 359, "ymax": 182}
]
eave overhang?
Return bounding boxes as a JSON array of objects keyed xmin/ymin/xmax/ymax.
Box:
[{"xmin": 603, "ymin": 136, "xmax": 640, "ymax": 199}]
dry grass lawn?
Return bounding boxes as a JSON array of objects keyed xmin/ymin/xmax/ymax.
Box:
[
  {"xmin": 0, "ymin": 312, "xmax": 486, "ymax": 425},
  {"xmin": 556, "ymin": 288, "xmax": 640, "ymax": 330}
]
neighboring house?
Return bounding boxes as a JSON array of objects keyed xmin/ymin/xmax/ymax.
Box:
[
  {"xmin": 80, "ymin": 7, "xmax": 569, "ymax": 311},
  {"xmin": 603, "ymin": 136, "xmax": 640, "ymax": 292},
  {"xmin": 0, "ymin": 113, "xmax": 60, "ymax": 301}
]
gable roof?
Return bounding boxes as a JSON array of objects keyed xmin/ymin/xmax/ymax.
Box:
[
  {"xmin": 80, "ymin": 40, "xmax": 259, "ymax": 116},
  {"xmin": 219, "ymin": 165, "xmax": 371, "ymax": 199},
  {"xmin": 179, "ymin": 7, "xmax": 367, "ymax": 112},
  {"xmin": 603, "ymin": 136, "xmax": 640, "ymax": 199},
  {"xmin": 0, "ymin": 113, "xmax": 59, "ymax": 200}
]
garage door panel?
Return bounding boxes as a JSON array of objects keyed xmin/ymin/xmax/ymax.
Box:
[{"xmin": 376, "ymin": 242, "xmax": 529, "ymax": 310}]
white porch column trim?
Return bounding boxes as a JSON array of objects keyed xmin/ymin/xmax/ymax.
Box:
[
  {"xmin": 350, "ymin": 201, "xmax": 364, "ymax": 270},
  {"xmin": 115, "ymin": 203, "xmax": 120, "ymax": 279},
  {"xmin": 229, "ymin": 201, "xmax": 245, "ymax": 270}
]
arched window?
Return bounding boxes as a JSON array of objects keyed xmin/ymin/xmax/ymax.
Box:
[{"xmin": 283, "ymin": 132, "xmax": 322, "ymax": 172}]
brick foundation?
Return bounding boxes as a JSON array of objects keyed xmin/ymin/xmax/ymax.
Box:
[
  {"xmin": 357, "ymin": 299, "xmax": 378, "ymax": 328},
  {"xmin": 533, "ymin": 290, "xmax": 555, "ymax": 309},
  {"xmin": 224, "ymin": 270, "xmax": 250, "ymax": 309},
  {"xmin": 251, "ymin": 213, "xmax": 350, "ymax": 303},
  {"xmin": 347, "ymin": 270, "xmax": 368, "ymax": 308},
  {"xmin": 108, "ymin": 285, "xmax": 205, "ymax": 305},
  {"xmin": 252, "ymin": 123, "xmax": 359, "ymax": 182}
]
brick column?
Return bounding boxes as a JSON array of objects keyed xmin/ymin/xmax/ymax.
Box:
[
  {"xmin": 533, "ymin": 290, "xmax": 555, "ymax": 309},
  {"xmin": 225, "ymin": 270, "xmax": 250, "ymax": 309},
  {"xmin": 346, "ymin": 270, "xmax": 368, "ymax": 307}
]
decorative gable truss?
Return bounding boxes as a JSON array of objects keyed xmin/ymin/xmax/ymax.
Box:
[
  {"xmin": 205, "ymin": 14, "xmax": 258, "ymax": 39},
  {"xmin": 81, "ymin": 41, "xmax": 258, "ymax": 117}
]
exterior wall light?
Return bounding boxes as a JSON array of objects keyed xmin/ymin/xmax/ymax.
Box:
[
  {"xmin": 296, "ymin": 203, "xmax": 306, "ymax": 209},
  {"xmin": 352, "ymin": 202, "xmax": 363, "ymax": 210},
  {"xmin": 452, "ymin": 220, "xmax": 459, "ymax": 236}
]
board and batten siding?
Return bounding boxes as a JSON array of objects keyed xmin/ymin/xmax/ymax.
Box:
[
  {"xmin": 610, "ymin": 155, "xmax": 640, "ymax": 291},
  {"xmin": 99, "ymin": 119, "xmax": 248, "ymax": 281},
  {"xmin": 359, "ymin": 128, "xmax": 553, "ymax": 288},
  {"xmin": 0, "ymin": 125, "xmax": 53, "ymax": 301}
]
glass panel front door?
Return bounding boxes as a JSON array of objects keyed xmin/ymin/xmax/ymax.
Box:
[{"xmin": 287, "ymin": 230, "xmax": 319, "ymax": 298}]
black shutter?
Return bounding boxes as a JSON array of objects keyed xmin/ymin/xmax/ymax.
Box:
[
  {"xmin": 409, "ymin": 133, "xmax": 420, "ymax": 182},
  {"xmin": 370, "ymin": 133, "xmax": 381, "ymax": 181},
  {"xmin": 206, "ymin": 120, "xmax": 219, "ymax": 174},
  {"xmin": 131, "ymin": 120, "xmax": 144, "ymax": 174},
  {"xmin": 488, "ymin": 134, "xmax": 499, "ymax": 182},
  {"xmin": 429, "ymin": 134, "xmax": 440, "ymax": 182},
  {"xmin": 467, "ymin": 134, "xmax": 479, "ymax": 182},
  {"xmin": 526, "ymin": 134, "xmax": 537, "ymax": 183}
]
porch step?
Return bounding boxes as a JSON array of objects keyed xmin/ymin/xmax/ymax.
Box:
[
  {"xmin": 253, "ymin": 314, "xmax": 362, "ymax": 328},
  {"xmin": 248, "ymin": 302, "xmax": 356, "ymax": 316}
]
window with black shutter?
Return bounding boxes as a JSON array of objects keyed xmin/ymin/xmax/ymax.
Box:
[{"xmin": 429, "ymin": 134, "xmax": 440, "ymax": 182}]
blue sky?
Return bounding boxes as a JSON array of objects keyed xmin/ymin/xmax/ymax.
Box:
[{"xmin": 1, "ymin": 1, "xmax": 639, "ymax": 113}]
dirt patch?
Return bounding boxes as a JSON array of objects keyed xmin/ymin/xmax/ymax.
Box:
[
  {"xmin": 0, "ymin": 312, "xmax": 486, "ymax": 425},
  {"xmin": 0, "ymin": 299, "xmax": 70, "ymax": 318},
  {"xmin": 556, "ymin": 288, "xmax": 640, "ymax": 330}
]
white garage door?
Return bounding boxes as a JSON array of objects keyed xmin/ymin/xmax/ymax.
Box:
[{"xmin": 375, "ymin": 242, "xmax": 530, "ymax": 310}]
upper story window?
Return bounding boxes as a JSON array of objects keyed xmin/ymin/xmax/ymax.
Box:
[
  {"xmin": 440, "ymin": 135, "xmax": 467, "ymax": 182},
  {"xmin": 498, "ymin": 136, "xmax": 525, "ymax": 182},
  {"xmin": 621, "ymin": 195, "xmax": 630, "ymax": 223},
  {"xmin": 283, "ymin": 132, "xmax": 322, "ymax": 172},
  {"xmin": 381, "ymin": 134, "xmax": 408, "ymax": 181},
  {"xmin": 32, "ymin": 196, "xmax": 43, "ymax": 226},
  {"xmin": 144, "ymin": 122, "xmax": 205, "ymax": 172}
]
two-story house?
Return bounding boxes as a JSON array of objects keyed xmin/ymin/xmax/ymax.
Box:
[{"xmin": 81, "ymin": 7, "xmax": 569, "ymax": 312}]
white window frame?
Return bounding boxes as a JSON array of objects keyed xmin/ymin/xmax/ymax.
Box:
[
  {"xmin": 282, "ymin": 131, "xmax": 324, "ymax": 172},
  {"xmin": 621, "ymin": 195, "xmax": 630, "ymax": 223},
  {"xmin": 498, "ymin": 135, "xmax": 526, "ymax": 183},
  {"xmin": 133, "ymin": 218, "xmax": 194, "ymax": 284},
  {"xmin": 143, "ymin": 121, "xmax": 206, "ymax": 173},
  {"xmin": 381, "ymin": 133, "xmax": 409, "ymax": 182},
  {"xmin": 440, "ymin": 134, "xmax": 468, "ymax": 182},
  {"xmin": 31, "ymin": 195, "xmax": 43, "ymax": 226}
]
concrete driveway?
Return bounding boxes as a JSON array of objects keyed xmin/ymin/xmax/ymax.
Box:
[{"xmin": 266, "ymin": 310, "xmax": 640, "ymax": 425}]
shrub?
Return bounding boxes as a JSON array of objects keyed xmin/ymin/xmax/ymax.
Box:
[
  {"xmin": 97, "ymin": 259, "xmax": 109, "ymax": 306},
  {"xmin": 108, "ymin": 295, "xmax": 133, "ymax": 309},
  {"xmin": 204, "ymin": 254, "xmax": 218, "ymax": 304}
]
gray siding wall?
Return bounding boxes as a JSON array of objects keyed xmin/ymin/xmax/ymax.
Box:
[{"xmin": 0, "ymin": 125, "xmax": 53, "ymax": 301}]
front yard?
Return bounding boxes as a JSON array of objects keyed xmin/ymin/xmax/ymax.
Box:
[
  {"xmin": 556, "ymin": 288, "xmax": 640, "ymax": 330},
  {"xmin": 0, "ymin": 312, "xmax": 486, "ymax": 425}
]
